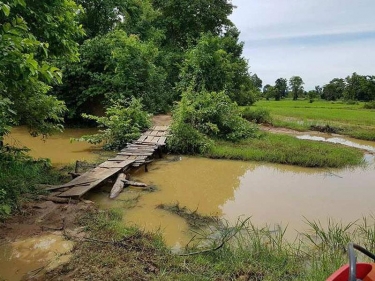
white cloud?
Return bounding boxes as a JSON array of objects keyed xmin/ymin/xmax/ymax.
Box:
[{"xmin": 230, "ymin": 0, "xmax": 375, "ymax": 89}]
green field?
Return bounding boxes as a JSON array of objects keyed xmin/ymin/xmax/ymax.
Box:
[{"xmin": 250, "ymin": 100, "xmax": 375, "ymax": 140}]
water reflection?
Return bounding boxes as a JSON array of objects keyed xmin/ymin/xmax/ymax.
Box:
[{"xmin": 297, "ymin": 135, "xmax": 375, "ymax": 153}]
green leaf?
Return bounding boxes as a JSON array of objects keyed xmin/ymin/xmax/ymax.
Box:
[{"xmin": 1, "ymin": 4, "xmax": 10, "ymax": 16}]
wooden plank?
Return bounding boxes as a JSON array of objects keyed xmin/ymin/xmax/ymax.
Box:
[
  {"xmin": 123, "ymin": 180, "xmax": 147, "ymax": 187},
  {"xmin": 134, "ymin": 156, "xmax": 147, "ymax": 160},
  {"xmin": 137, "ymin": 135, "xmax": 147, "ymax": 142},
  {"xmin": 57, "ymin": 170, "xmax": 98, "ymax": 188},
  {"xmin": 99, "ymin": 160, "xmax": 135, "ymax": 168},
  {"xmin": 122, "ymin": 146, "xmax": 155, "ymax": 152},
  {"xmin": 58, "ymin": 167, "xmax": 124, "ymax": 197},
  {"xmin": 157, "ymin": 136, "xmax": 167, "ymax": 145},
  {"xmin": 118, "ymin": 151, "xmax": 153, "ymax": 156},
  {"xmin": 126, "ymin": 155, "xmax": 137, "ymax": 160},
  {"xmin": 150, "ymin": 137, "xmax": 160, "ymax": 144},
  {"xmin": 121, "ymin": 148, "xmax": 154, "ymax": 152},
  {"xmin": 134, "ymin": 141, "xmax": 162, "ymax": 146},
  {"xmin": 127, "ymin": 143, "xmax": 157, "ymax": 147},
  {"xmin": 144, "ymin": 135, "xmax": 154, "ymax": 142},
  {"xmin": 110, "ymin": 173, "xmax": 126, "ymax": 199},
  {"xmin": 108, "ymin": 156, "xmax": 131, "ymax": 161}
]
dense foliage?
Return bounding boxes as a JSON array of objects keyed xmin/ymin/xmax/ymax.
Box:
[
  {"xmin": 54, "ymin": 30, "xmax": 168, "ymax": 119},
  {"xmin": 0, "ymin": 0, "xmax": 83, "ymax": 141},
  {"xmin": 168, "ymin": 90, "xmax": 257, "ymax": 154},
  {"xmin": 75, "ymin": 98, "xmax": 151, "ymax": 150},
  {"xmin": 178, "ymin": 30, "xmax": 259, "ymax": 105},
  {"xmin": 53, "ymin": 0, "xmax": 257, "ymax": 119}
]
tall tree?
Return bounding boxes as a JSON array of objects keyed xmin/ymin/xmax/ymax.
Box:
[
  {"xmin": 251, "ymin": 74, "xmax": 263, "ymax": 90},
  {"xmin": 315, "ymin": 85, "xmax": 323, "ymax": 98},
  {"xmin": 178, "ymin": 29, "xmax": 257, "ymax": 105},
  {"xmin": 77, "ymin": 0, "xmax": 160, "ymax": 41},
  {"xmin": 263, "ymin": 84, "xmax": 275, "ymax": 100},
  {"xmin": 151, "ymin": 0, "xmax": 235, "ymax": 93},
  {"xmin": 343, "ymin": 72, "xmax": 375, "ymax": 101},
  {"xmin": 0, "ymin": 0, "xmax": 83, "ymax": 140},
  {"xmin": 322, "ymin": 78, "xmax": 345, "ymax": 101},
  {"xmin": 289, "ymin": 76, "xmax": 304, "ymax": 101},
  {"xmin": 274, "ymin": 78, "xmax": 288, "ymax": 101},
  {"xmin": 152, "ymin": 0, "xmax": 234, "ymax": 48}
]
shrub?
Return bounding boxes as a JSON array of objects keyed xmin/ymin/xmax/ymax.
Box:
[
  {"xmin": 241, "ymin": 107, "xmax": 272, "ymax": 124},
  {"xmin": 167, "ymin": 90, "xmax": 257, "ymax": 153},
  {"xmin": 75, "ymin": 98, "xmax": 151, "ymax": 150},
  {"xmin": 364, "ymin": 101, "xmax": 375, "ymax": 109}
]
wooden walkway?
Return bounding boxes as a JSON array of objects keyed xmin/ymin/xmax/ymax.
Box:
[{"xmin": 54, "ymin": 126, "xmax": 169, "ymax": 198}]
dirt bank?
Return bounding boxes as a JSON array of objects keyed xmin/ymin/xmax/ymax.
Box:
[{"xmin": 152, "ymin": 114, "xmax": 172, "ymax": 126}]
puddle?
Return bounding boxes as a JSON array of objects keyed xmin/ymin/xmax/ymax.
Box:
[
  {"xmin": 0, "ymin": 233, "xmax": 73, "ymax": 281},
  {"xmin": 297, "ymin": 135, "xmax": 375, "ymax": 153},
  {"xmin": 4, "ymin": 126, "xmax": 100, "ymax": 165}
]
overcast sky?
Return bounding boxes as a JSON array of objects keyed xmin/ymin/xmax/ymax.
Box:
[{"xmin": 229, "ymin": 0, "xmax": 375, "ymax": 90}]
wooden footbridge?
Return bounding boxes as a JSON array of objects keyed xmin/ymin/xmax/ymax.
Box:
[{"xmin": 50, "ymin": 126, "xmax": 169, "ymax": 199}]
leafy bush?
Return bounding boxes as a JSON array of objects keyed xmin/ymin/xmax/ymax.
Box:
[
  {"xmin": 241, "ymin": 107, "xmax": 272, "ymax": 124},
  {"xmin": 364, "ymin": 101, "xmax": 375, "ymax": 109},
  {"xmin": 75, "ymin": 98, "xmax": 151, "ymax": 150},
  {"xmin": 167, "ymin": 90, "xmax": 257, "ymax": 154}
]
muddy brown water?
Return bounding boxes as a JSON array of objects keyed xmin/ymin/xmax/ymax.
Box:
[
  {"xmin": 1, "ymin": 127, "xmax": 98, "ymax": 281},
  {"xmin": 89, "ymin": 154, "xmax": 375, "ymax": 249},
  {"xmin": 2, "ymin": 128, "xmax": 375, "ymax": 279},
  {"xmin": 0, "ymin": 234, "xmax": 74, "ymax": 281},
  {"xmin": 4, "ymin": 126, "xmax": 99, "ymax": 165}
]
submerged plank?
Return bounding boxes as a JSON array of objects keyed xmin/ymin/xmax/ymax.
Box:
[{"xmin": 110, "ymin": 173, "xmax": 127, "ymax": 199}]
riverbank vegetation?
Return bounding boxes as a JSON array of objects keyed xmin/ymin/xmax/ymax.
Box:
[
  {"xmin": 250, "ymin": 100, "xmax": 375, "ymax": 141},
  {"xmin": 166, "ymin": 91, "xmax": 363, "ymax": 168},
  {"xmin": 0, "ymin": 149, "xmax": 66, "ymax": 219},
  {"xmin": 208, "ymin": 133, "xmax": 363, "ymax": 168},
  {"xmin": 74, "ymin": 98, "xmax": 151, "ymax": 150},
  {"xmin": 44, "ymin": 208, "xmax": 375, "ymax": 280}
]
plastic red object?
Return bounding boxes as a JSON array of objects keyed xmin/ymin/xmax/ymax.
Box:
[{"xmin": 326, "ymin": 263, "xmax": 375, "ymax": 281}]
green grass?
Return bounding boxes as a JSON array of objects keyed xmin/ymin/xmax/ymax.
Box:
[
  {"xmin": 206, "ymin": 133, "xmax": 363, "ymax": 168},
  {"xmin": 44, "ymin": 208, "xmax": 375, "ymax": 281},
  {"xmin": 249, "ymin": 99, "xmax": 375, "ymax": 140},
  {"xmin": 0, "ymin": 151, "xmax": 68, "ymax": 219}
]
